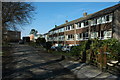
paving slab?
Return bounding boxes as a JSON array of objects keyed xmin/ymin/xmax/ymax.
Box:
[{"xmin": 60, "ymin": 60, "xmax": 120, "ymax": 79}]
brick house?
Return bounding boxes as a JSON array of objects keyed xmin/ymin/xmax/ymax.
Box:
[
  {"xmin": 46, "ymin": 3, "xmax": 120, "ymax": 46},
  {"xmin": 3, "ymin": 30, "xmax": 21, "ymax": 42}
]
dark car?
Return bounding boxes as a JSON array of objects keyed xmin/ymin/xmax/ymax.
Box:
[
  {"xmin": 18, "ymin": 40, "xmax": 24, "ymax": 44},
  {"xmin": 56, "ymin": 46, "xmax": 63, "ymax": 51},
  {"xmin": 51, "ymin": 46, "xmax": 57, "ymax": 51}
]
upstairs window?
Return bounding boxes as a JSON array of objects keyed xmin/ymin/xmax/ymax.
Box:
[
  {"xmin": 86, "ymin": 21, "xmax": 89, "ymax": 25},
  {"xmin": 102, "ymin": 16, "xmax": 106, "ymax": 23},
  {"xmin": 90, "ymin": 20, "xmax": 94, "ymax": 26},
  {"xmin": 95, "ymin": 19, "xmax": 97, "ymax": 25},
  {"xmin": 109, "ymin": 14, "xmax": 113, "ymax": 22},
  {"xmin": 106, "ymin": 14, "xmax": 112, "ymax": 22},
  {"xmin": 106, "ymin": 15, "xmax": 109, "ymax": 21},
  {"xmin": 84, "ymin": 21, "xmax": 89, "ymax": 26},
  {"xmin": 81, "ymin": 22, "xmax": 84, "ymax": 28},
  {"xmin": 68, "ymin": 26, "xmax": 70, "ymax": 30},
  {"xmin": 76, "ymin": 22, "xmax": 81, "ymax": 29},
  {"xmin": 97, "ymin": 17, "xmax": 102, "ymax": 24},
  {"xmin": 71, "ymin": 25, "xmax": 74, "ymax": 30},
  {"xmin": 78, "ymin": 22, "xmax": 81, "ymax": 27}
]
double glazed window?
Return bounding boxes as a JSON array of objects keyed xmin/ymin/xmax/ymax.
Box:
[
  {"xmin": 76, "ymin": 33, "xmax": 83, "ymax": 40},
  {"xmin": 91, "ymin": 32, "xmax": 98, "ymax": 39},
  {"xmin": 76, "ymin": 22, "xmax": 81, "ymax": 28},
  {"xmin": 59, "ymin": 28, "xmax": 64, "ymax": 32},
  {"xmin": 67, "ymin": 34, "xmax": 74, "ymax": 40},
  {"xmin": 104, "ymin": 31, "xmax": 112, "ymax": 39},
  {"xmin": 83, "ymin": 32, "xmax": 88, "ymax": 39},
  {"xmin": 71, "ymin": 25, "xmax": 74, "ymax": 30},
  {"xmin": 65, "ymin": 25, "xmax": 74, "ymax": 31},
  {"xmin": 58, "ymin": 36, "xmax": 64, "ymax": 41},
  {"xmin": 84, "ymin": 21, "xmax": 89, "ymax": 26}
]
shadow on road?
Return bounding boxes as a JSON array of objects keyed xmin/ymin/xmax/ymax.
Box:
[{"xmin": 2, "ymin": 57, "xmax": 70, "ymax": 79}]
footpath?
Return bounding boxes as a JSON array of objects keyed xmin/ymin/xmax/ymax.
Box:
[{"xmin": 59, "ymin": 59, "xmax": 120, "ymax": 80}]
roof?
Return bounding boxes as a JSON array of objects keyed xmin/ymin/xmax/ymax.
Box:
[
  {"xmin": 49, "ymin": 3, "xmax": 120, "ymax": 32},
  {"xmin": 49, "ymin": 14, "xmax": 93, "ymax": 32},
  {"xmin": 89, "ymin": 3, "xmax": 120, "ymax": 19}
]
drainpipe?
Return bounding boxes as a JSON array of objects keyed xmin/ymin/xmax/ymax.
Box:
[
  {"xmin": 74, "ymin": 24, "xmax": 77, "ymax": 45},
  {"xmin": 88, "ymin": 20, "xmax": 91, "ymax": 39},
  {"xmin": 111, "ymin": 12, "xmax": 114, "ymax": 38}
]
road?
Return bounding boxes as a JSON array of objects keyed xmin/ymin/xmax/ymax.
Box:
[{"xmin": 2, "ymin": 43, "xmax": 77, "ymax": 80}]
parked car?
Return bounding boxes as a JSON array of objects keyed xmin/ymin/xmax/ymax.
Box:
[
  {"xmin": 62, "ymin": 46, "xmax": 74, "ymax": 52},
  {"xmin": 18, "ymin": 40, "xmax": 24, "ymax": 44},
  {"xmin": 51, "ymin": 46, "xmax": 57, "ymax": 51},
  {"xmin": 56, "ymin": 46, "xmax": 63, "ymax": 51}
]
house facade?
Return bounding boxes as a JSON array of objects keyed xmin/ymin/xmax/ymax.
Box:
[
  {"xmin": 3, "ymin": 30, "xmax": 21, "ymax": 42},
  {"xmin": 46, "ymin": 3, "xmax": 120, "ymax": 46}
]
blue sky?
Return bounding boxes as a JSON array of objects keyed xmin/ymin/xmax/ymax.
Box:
[{"xmin": 21, "ymin": 2, "xmax": 118, "ymax": 38}]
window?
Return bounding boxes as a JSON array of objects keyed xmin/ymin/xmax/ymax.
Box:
[
  {"xmin": 94, "ymin": 19, "xmax": 97, "ymax": 25},
  {"xmin": 83, "ymin": 21, "xmax": 89, "ymax": 26},
  {"xmin": 84, "ymin": 22, "xmax": 86, "ymax": 26},
  {"xmin": 102, "ymin": 16, "xmax": 106, "ymax": 23},
  {"xmin": 91, "ymin": 32, "xmax": 98, "ymax": 39},
  {"xmin": 106, "ymin": 15, "xmax": 109, "ymax": 21},
  {"xmin": 79, "ymin": 23, "xmax": 81, "ymax": 27},
  {"xmin": 71, "ymin": 25, "xmax": 74, "ymax": 30},
  {"xmin": 83, "ymin": 32, "xmax": 88, "ymax": 39},
  {"xmin": 92, "ymin": 19, "xmax": 97, "ymax": 25},
  {"xmin": 86, "ymin": 21, "xmax": 89, "ymax": 26},
  {"xmin": 109, "ymin": 14, "xmax": 112, "ymax": 22},
  {"xmin": 97, "ymin": 17, "xmax": 102, "ymax": 24},
  {"xmin": 68, "ymin": 26, "xmax": 71, "ymax": 30},
  {"xmin": 101, "ymin": 31, "xmax": 104, "ymax": 38},
  {"xmin": 59, "ymin": 28, "xmax": 64, "ymax": 32},
  {"xmin": 65, "ymin": 27, "xmax": 67, "ymax": 30},
  {"xmin": 67, "ymin": 34, "xmax": 74, "ymax": 40},
  {"xmin": 76, "ymin": 33, "xmax": 83, "ymax": 40},
  {"xmin": 104, "ymin": 31, "xmax": 112, "ymax": 39},
  {"xmin": 66, "ymin": 26, "xmax": 70, "ymax": 30},
  {"xmin": 76, "ymin": 22, "xmax": 81, "ymax": 29},
  {"xmin": 81, "ymin": 22, "xmax": 84, "ymax": 28},
  {"xmin": 90, "ymin": 20, "xmax": 94, "ymax": 26}
]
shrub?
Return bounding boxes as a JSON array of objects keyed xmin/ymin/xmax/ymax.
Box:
[{"xmin": 70, "ymin": 41, "xmax": 89, "ymax": 60}]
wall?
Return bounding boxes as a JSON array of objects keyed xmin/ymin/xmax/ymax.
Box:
[{"xmin": 113, "ymin": 7, "xmax": 120, "ymax": 41}]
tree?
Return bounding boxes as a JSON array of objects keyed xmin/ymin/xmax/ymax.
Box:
[
  {"xmin": 2, "ymin": 2, "xmax": 35, "ymax": 30},
  {"xmin": 30, "ymin": 29, "xmax": 38, "ymax": 36}
]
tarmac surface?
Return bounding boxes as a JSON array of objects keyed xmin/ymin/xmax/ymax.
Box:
[
  {"xmin": 2, "ymin": 43, "xmax": 120, "ymax": 80},
  {"xmin": 2, "ymin": 43, "xmax": 77, "ymax": 80}
]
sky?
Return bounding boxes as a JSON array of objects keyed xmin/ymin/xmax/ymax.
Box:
[{"xmin": 21, "ymin": 2, "xmax": 118, "ymax": 38}]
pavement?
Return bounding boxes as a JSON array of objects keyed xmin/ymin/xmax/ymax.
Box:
[
  {"xmin": 2, "ymin": 43, "xmax": 120, "ymax": 80},
  {"xmin": 59, "ymin": 59, "xmax": 120, "ymax": 80},
  {"xmin": 2, "ymin": 43, "xmax": 77, "ymax": 80}
]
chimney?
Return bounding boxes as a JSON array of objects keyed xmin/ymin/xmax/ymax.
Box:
[
  {"xmin": 65, "ymin": 20, "xmax": 68, "ymax": 23},
  {"xmin": 83, "ymin": 12, "xmax": 87, "ymax": 17}
]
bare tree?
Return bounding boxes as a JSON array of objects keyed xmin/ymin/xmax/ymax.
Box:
[{"xmin": 2, "ymin": 2, "xmax": 35, "ymax": 30}]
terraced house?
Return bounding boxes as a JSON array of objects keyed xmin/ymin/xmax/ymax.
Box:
[{"xmin": 46, "ymin": 3, "xmax": 120, "ymax": 46}]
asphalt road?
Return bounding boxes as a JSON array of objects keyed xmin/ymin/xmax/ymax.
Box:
[{"xmin": 2, "ymin": 43, "xmax": 77, "ymax": 80}]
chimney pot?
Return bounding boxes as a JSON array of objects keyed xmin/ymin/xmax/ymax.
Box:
[
  {"xmin": 65, "ymin": 20, "xmax": 68, "ymax": 23},
  {"xmin": 83, "ymin": 12, "xmax": 87, "ymax": 17}
]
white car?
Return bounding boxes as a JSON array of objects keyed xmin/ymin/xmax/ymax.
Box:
[{"xmin": 62, "ymin": 46, "xmax": 74, "ymax": 52}]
